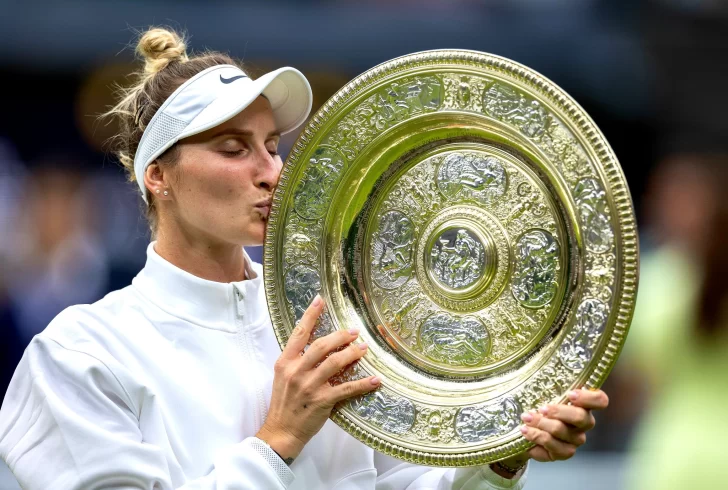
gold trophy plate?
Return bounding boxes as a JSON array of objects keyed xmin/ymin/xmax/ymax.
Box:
[{"xmin": 264, "ymin": 50, "xmax": 638, "ymax": 466}]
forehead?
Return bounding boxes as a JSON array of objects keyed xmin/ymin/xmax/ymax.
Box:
[{"xmin": 189, "ymin": 96, "xmax": 278, "ymax": 142}]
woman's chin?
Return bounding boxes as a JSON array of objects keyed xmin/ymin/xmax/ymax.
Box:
[{"xmin": 239, "ymin": 223, "xmax": 266, "ymax": 247}]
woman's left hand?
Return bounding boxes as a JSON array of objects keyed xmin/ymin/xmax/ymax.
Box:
[
  {"xmin": 521, "ymin": 388, "xmax": 609, "ymax": 462},
  {"xmin": 492, "ymin": 388, "xmax": 609, "ymax": 477}
]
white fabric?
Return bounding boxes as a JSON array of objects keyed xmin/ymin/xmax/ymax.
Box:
[
  {"xmin": 133, "ymin": 64, "xmax": 312, "ymax": 201},
  {"xmin": 0, "ymin": 243, "xmax": 527, "ymax": 490}
]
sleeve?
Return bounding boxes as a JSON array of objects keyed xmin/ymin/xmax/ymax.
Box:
[
  {"xmin": 374, "ymin": 451, "xmax": 527, "ymax": 490},
  {"xmin": 0, "ymin": 336, "xmax": 295, "ymax": 490}
]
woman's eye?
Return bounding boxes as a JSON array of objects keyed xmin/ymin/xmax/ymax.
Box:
[{"xmin": 221, "ymin": 149, "xmax": 244, "ymax": 156}]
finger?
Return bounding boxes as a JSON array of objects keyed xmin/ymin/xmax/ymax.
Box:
[
  {"xmin": 521, "ymin": 412, "xmax": 587, "ymax": 447},
  {"xmin": 281, "ymin": 294, "xmax": 324, "ymax": 359},
  {"xmin": 527, "ymin": 445, "xmax": 555, "ymax": 463},
  {"xmin": 567, "ymin": 388, "xmax": 609, "ymax": 411},
  {"xmin": 536, "ymin": 404, "xmax": 596, "ymax": 431},
  {"xmin": 313, "ymin": 342, "xmax": 368, "ymax": 382},
  {"xmin": 521, "ymin": 425, "xmax": 577, "ymax": 461},
  {"xmin": 301, "ymin": 328, "xmax": 361, "ymax": 369},
  {"xmin": 328, "ymin": 376, "xmax": 381, "ymax": 403}
]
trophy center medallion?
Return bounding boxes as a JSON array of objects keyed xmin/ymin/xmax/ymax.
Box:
[{"xmin": 428, "ymin": 226, "xmax": 490, "ymax": 292}]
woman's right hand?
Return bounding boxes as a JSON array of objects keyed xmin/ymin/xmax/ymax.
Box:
[{"xmin": 256, "ymin": 294, "xmax": 380, "ymax": 460}]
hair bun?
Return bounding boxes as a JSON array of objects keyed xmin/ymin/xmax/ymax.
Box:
[{"xmin": 136, "ymin": 27, "xmax": 189, "ymax": 75}]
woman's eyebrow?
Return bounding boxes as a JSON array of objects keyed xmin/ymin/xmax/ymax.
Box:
[{"xmin": 210, "ymin": 128, "xmax": 281, "ymax": 139}]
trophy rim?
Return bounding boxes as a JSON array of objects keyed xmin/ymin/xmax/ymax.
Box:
[{"xmin": 264, "ymin": 49, "xmax": 639, "ymax": 466}]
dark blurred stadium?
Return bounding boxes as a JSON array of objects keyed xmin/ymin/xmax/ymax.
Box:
[{"xmin": 1, "ymin": 1, "xmax": 727, "ymax": 488}]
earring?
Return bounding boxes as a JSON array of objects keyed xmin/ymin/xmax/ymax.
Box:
[
  {"xmin": 155, "ymin": 189, "xmax": 160, "ymax": 194},
  {"xmin": 163, "ymin": 190, "xmax": 169, "ymax": 196}
]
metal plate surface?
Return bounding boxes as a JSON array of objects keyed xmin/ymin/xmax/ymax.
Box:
[{"xmin": 264, "ymin": 50, "xmax": 638, "ymax": 466}]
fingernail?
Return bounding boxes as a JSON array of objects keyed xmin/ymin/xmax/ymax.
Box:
[
  {"xmin": 521, "ymin": 412, "xmax": 533, "ymax": 423},
  {"xmin": 348, "ymin": 328, "xmax": 360, "ymax": 336},
  {"xmin": 312, "ymin": 294, "xmax": 322, "ymax": 307},
  {"xmin": 538, "ymin": 406, "xmax": 549, "ymax": 415},
  {"xmin": 568, "ymin": 390, "xmax": 579, "ymax": 401},
  {"xmin": 520, "ymin": 425, "xmax": 529, "ymax": 435},
  {"xmin": 359, "ymin": 342, "xmax": 368, "ymax": 351},
  {"xmin": 370, "ymin": 376, "xmax": 380, "ymax": 385}
]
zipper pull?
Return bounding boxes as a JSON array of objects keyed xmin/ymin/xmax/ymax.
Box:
[{"xmin": 234, "ymin": 286, "xmax": 245, "ymax": 319}]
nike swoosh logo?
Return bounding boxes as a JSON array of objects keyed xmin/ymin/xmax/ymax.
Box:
[{"xmin": 219, "ymin": 74, "xmax": 248, "ymax": 84}]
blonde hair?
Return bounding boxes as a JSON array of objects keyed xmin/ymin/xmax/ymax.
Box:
[{"xmin": 102, "ymin": 27, "xmax": 247, "ymax": 233}]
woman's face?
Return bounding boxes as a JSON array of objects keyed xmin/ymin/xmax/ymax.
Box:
[{"xmin": 163, "ymin": 96, "xmax": 282, "ymax": 247}]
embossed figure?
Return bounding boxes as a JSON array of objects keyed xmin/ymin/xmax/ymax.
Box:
[
  {"xmin": 573, "ymin": 178, "xmax": 614, "ymax": 253},
  {"xmin": 483, "ymin": 85, "xmax": 549, "ymax": 140},
  {"xmin": 512, "ymin": 230, "xmax": 560, "ymax": 308},
  {"xmin": 559, "ymin": 299, "xmax": 608, "ymax": 371},
  {"xmin": 456, "ymin": 397, "xmax": 521, "ymax": 443},
  {"xmin": 350, "ymin": 390, "xmax": 416, "ymax": 435},
  {"xmin": 284, "ymin": 233, "xmax": 318, "ymax": 266},
  {"xmin": 284, "ymin": 265, "xmax": 322, "ymax": 321},
  {"xmin": 431, "ymin": 229, "xmax": 486, "ymax": 289},
  {"xmin": 371, "ymin": 210, "xmax": 416, "ymax": 289},
  {"xmin": 293, "ymin": 147, "xmax": 344, "ymax": 220},
  {"xmin": 381, "ymin": 294, "xmax": 418, "ymax": 338},
  {"xmin": 419, "ymin": 313, "xmax": 490, "ymax": 366},
  {"xmin": 436, "ymin": 152, "xmax": 506, "ymax": 199},
  {"xmin": 412, "ymin": 407, "xmax": 456, "ymax": 443}
]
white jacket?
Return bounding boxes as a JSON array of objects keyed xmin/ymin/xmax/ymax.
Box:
[{"xmin": 0, "ymin": 243, "xmax": 527, "ymax": 490}]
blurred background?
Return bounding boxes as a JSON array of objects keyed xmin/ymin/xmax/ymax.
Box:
[{"xmin": 1, "ymin": 0, "xmax": 727, "ymax": 488}]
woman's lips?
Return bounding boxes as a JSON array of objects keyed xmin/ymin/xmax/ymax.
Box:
[{"xmin": 255, "ymin": 199, "xmax": 272, "ymax": 217}]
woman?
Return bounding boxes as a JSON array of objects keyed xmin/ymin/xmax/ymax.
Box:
[
  {"xmin": 622, "ymin": 155, "xmax": 728, "ymax": 489},
  {"xmin": 0, "ymin": 28, "xmax": 608, "ymax": 489}
]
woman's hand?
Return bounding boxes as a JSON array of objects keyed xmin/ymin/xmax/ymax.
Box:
[
  {"xmin": 491, "ymin": 388, "xmax": 609, "ymax": 478},
  {"xmin": 257, "ymin": 295, "xmax": 380, "ymax": 460}
]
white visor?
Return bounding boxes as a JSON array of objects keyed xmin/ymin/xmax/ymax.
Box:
[{"xmin": 133, "ymin": 64, "xmax": 312, "ymax": 201}]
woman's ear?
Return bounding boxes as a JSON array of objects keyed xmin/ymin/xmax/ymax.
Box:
[{"xmin": 144, "ymin": 162, "xmax": 172, "ymax": 199}]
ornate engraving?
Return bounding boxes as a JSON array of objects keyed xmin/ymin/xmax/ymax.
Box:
[
  {"xmin": 517, "ymin": 360, "xmax": 575, "ymax": 410},
  {"xmin": 511, "ymin": 230, "xmax": 560, "ymax": 308},
  {"xmin": 540, "ymin": 122, "xmax": 592, "ymax": 184},
  {"xmin": 370, "ymin": 210, "xmax": 416, "ymax": 289},
  {"xmin": 584, "ymin": 252, "xmax": 616, "ymax": 303},
  {"xmin": 559, "ymin": 298, "xmax": 608, "ymax": 371},
  {"xmin": 329, "ymin": 361, "xmax": 366, "ymax": 386},
  {"xmin": 483, "ymin": 298, "xmax": 548, "ymax": 360},
  {"xmin": 293, "ymin": 146, "xmax": 346, "ymax": 220},
  {"xmin": 419, "ymin": 313, "xmax": 491, "ymax": 367},
  {"xmin": 412, "ymin": 407, "xmax": 457, "ymax": 443},
  {"xmin": 380, "ymin": 292, "xmax": 419, "ymax": 340},
  {"xmin": 310, "ymin": 310, "xmax": 335, "ymax": 341},
  {"xmin": 326, "ymin": 76, "xmax": 442, "ymax": 161},
  {"xmin": 483, "ymin": 84, "xmax": 551, "ymax": 140},
  {"xmin": 573, "ymin": 178, "xmax": 614, "ymax": 254},
  {"xmin": 503, "ymin": 181, "xmax": 549, "ymax": 229},
  {"xmin": 266, "ymin": 54, "xmax": 637, "ymax": 466},
  {"xmin": 350, "ymin": 390, "xmax": 416, "ymax": 435},
  {"xmin": 436, "ymin": 152, "xmax": 507, "ymax": 202},
  {"xmin": 443, "ymin": 74, "xmax": 491, "ymax": 112},
  {"xmin": 456, "ymin": 397, "xmax": 521, "ymax": 443},
  {"xmin": 415, "ymin": 206, "xmax": 510, "ymax": 312},
  {"xmin": 283, "ymin": 233, "xmax": 319, "ymax": 268},
  {"xmin": 284, "ymin": 264, "xmax": 321, "ymax": 322},
  {"xmin": 430, "ymin": 228, "xmax": 486, "ymax": 290}
]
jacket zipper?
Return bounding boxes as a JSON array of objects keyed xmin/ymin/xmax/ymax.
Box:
[{"xmin": 233, "ymin": 285, "xmax": 267, "ymax": 431}]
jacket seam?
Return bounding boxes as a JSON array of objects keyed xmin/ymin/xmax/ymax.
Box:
[{"xmin": 44, "ymin": 337, "xmax": 140, "ymax": 419}]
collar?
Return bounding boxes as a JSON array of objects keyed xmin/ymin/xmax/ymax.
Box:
[{"xmin": 132, "ymin": 242, "xmax": 267, "ymax": 332}]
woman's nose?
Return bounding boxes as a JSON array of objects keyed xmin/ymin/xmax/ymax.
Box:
[{"xmin": 256, "ymin": 149, "xmax": 282, "ymax": 191}]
